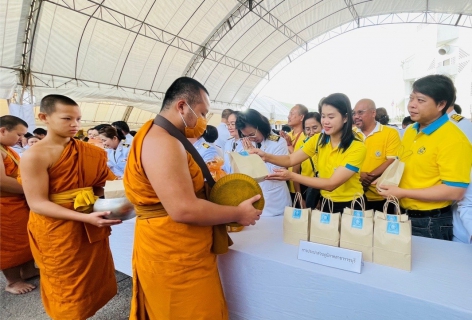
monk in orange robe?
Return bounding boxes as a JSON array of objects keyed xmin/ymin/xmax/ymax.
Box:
[
  {"xmin": 124, "ymin": 77, "xmax": 262, "ymax": 320},
  {"xmin": 19, "ymin": 94, "xmax": 122, "ymax": 319},
  {"xmin": 0, "ymin": 115, "xmax": 38, "ymax": 294}
]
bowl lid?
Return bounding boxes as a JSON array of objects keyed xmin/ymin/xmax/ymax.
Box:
[{"xmin": 209, "ymin": 173, "xmax": 264, "ymax": 210}]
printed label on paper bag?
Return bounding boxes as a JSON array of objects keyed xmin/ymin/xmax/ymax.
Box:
[
  {"xmin": 387, "ymin": 215, "xmax": 398, "ymax": 222},
  {"xmin": 292, "ymin": 209, "xmax": 302, "ymax": 219},
  {"xmin": 239, "ymin": 150, "xmax": 249, "ymax": 156},
  {"xmin": 320, "ymin": 213, "xmax": 331, "ymax": 224},
  {"xmin": 353, "ymin": 210, "xmax": 363, "ymax": 217},
  {"xmin": 387, "ymin": 222, "xmax": 399, "ymax": 235},
  {"xmin": 351, "ymin": 217, "xmax": 364, "ymax": 229}
]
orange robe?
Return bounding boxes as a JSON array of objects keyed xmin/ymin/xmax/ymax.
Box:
[
  {"xmin": 0, "ymin": 146, "xmax": 33, "ymax": 270},
  {"xmin": 124, "ymin": 120, "xmax": 228, "ymax": 320},
  {"xmin": 25, "ymin": 139, "xmax": 117, "ymax": 320}
]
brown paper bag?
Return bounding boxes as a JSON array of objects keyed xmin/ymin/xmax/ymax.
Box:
[
  {"xmin": 229, "ymin": 151, "xmax": 269, "ymax": 182},
  {"xmin": 104, "ymin": 179, "xmax": 126, "ymax": 199},
  {"xmin": 373, "ymin": 197, "xmax": 412, "ymax": 271},
  {"xmin": 376, "ymin": 157, "xmax": 405, "ymax": 188},
  {"xmin": 340, "ymin": 197, "xmax": 374, "ymax": 262},
  {"xmin": 283, "ymin": 193, "xmax": 310, "ymax": 246},
  {"xmin": 310, "ymin": 197, "xmax": 341, "ymax": 247}
]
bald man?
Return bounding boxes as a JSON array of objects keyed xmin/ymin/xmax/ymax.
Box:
[{"xmin": 353, "ymin": 99, "xmax": 401, "ymax": 213}]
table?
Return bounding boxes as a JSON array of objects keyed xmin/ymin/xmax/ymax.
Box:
[{"xmin": 109, "ymin": 216, "xmax": 472, "ymax": 319}]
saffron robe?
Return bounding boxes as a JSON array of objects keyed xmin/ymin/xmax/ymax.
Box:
[
  {"xmin": 25, "ymin": 139, "xmax": 117, "ymax": 319},
  {"xmin": 0, "ymin": 145, "xmax": 33, "ymax": 270},
  {"xmin": 124, "ymin": 120, "xmax": 228, "ymax": 320}
]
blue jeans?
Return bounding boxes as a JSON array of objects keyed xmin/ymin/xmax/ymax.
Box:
[{"xmin": 409, "ymin": 211, "xmax": 453, "ymax": 241}]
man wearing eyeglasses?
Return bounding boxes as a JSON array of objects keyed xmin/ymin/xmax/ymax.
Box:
[{"xmin": 353, "ymin": 99, "xmax": 401, "ymax": 213}]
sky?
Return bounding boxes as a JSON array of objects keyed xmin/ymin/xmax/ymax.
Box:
[{"xmin": 258, "ymin": 23, "xmax": 432, "ymax": 120}]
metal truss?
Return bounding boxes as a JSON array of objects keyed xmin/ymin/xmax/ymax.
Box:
[
  {"xmin": 344, "ymin": 0, "xmax": 360, "ymax": 27},
  {"xmin": 245, "ymin": 11, "xmax": 472, "ymax": 107},
  {"xmin": 43, "ymin": 0, "xmax": 268, "ymax": 79},
  {"xmin": 19, "ymin": 0, "xmax": 42, "ymax": 102},
  {"xmin": 184, "ymin": 0, "xmax": 266, "ymax": 78},
  {"xmin": 4, "ymin": 68, "xmax": 245, "ymax": 108}
]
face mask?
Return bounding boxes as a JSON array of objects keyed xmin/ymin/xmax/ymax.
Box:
[{"xmin": 180, "ymin": 102, "xmax": 207, "ymax": 138}]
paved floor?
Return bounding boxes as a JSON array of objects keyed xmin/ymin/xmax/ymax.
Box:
[{"xmin": 0, "ymin": 271, "xmax": 132, "ymax": 320}]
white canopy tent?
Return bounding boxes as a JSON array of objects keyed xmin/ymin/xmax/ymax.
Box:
[{"xmin": 1, "ymin": 0, "xmax": 472, "ymax": 124}]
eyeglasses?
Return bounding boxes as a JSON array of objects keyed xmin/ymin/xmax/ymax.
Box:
[
  {"xmin": 227, "ymin": 122, "xmax": 236, "ymax": 128},
  {"xmin": 352, "ymin": 109, "xmax": 372, "ymax": 117},
  {"xmin": 241, "ymin": 127, "xmax": 258, "ymax": 139}
]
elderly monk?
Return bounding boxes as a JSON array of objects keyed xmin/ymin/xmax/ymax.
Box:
[
  {"xmin": 124, "ymin": 77, "xmax": 262, "ymax": 320},
  {"xmin": 0, "ymin": 115, "xmax": 38, "ymax": 294},
  {"xmin": 19, "ymin": 94, "xmax": 121, "ymax": 319}
]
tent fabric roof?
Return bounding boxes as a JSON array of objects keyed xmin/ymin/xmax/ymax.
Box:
[{"xmin": 1, "ymin": 0, "xmax": 472, "ymax": 116}]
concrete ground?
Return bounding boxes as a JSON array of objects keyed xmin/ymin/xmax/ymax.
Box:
[{"xmin": 0, "ymin": 271, "xmax": 132, "ymax": 320}]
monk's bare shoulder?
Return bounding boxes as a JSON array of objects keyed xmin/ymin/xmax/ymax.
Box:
[
  {"xmin": 21, "ymin": 141, "xmax": 63, "ymax": 169},
  {"xmin": 142, "ymin": 125, "xmax": 185, "ymax": 155}
]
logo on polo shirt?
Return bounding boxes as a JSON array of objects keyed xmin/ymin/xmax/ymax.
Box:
[
  {"xmin": 375, "ymin": 150, "xmax": 381, "ymax": 158},
  {"xmin": 417, "ymin": 147, "xmax": 426, "ymax": 155}
]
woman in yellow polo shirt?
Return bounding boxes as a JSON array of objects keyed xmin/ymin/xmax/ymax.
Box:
[
  {"xmin": 299, "ymin": 112, "xmax": 322, "ymax": 209},
  {"xmin": 251, "ymin": 93, "xmax": 367, "ymax": 213}
]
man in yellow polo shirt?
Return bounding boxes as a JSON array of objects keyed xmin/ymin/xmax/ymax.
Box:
[
  {"xmin": 378, "ymin": 75, "xmax": 471, "ymax": 240},
  {"xmin": 353, "ymin": 99, "xmax": 401, "ymax": 213},
  {"xmin": 280, "ymin": 104, "xmax": 308, "ymax": 206}
]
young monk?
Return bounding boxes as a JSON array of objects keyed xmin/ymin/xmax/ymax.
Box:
[
  {"xmin": 0, "ymin": 115, "xmax": 38, "ymax": 294},
  {"xmin": 19, "ymin": 94, "xmax": 122, "ymax": 319}
]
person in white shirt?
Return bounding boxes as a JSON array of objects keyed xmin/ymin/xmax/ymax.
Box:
[
  {"xmin": 222, "ymin": 111, "xmax": 244, "ymax": 173},
  {"xmin": 447, "ymin": 103, "xmax": 472, "ymax": 244},
  {"xmin": 188, "ymin": 134, "xmax": 219, "ymax": 164},
  {"xmin": 214, "ymin": 109, "xmax": 233, "ymax": 151},
  {"xmin": 98, "ymin": 126, "xmax": 130, "ymax": 179},
  {"xmin": 112, "ymin": 120, "xmax": 134, "ymax": 145},
  {"xmin": 237, "ymin": 109, "xmax": 291, "ymax": 217}
]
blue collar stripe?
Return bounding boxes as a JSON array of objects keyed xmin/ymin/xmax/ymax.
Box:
[{"xmin": 413, "ymin": 113, "xmax": 449, "ymax": 135}]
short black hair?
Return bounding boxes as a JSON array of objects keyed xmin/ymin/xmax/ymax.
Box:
[
  {"xmin": 203, "ymin": 125, "xmax": 218, "ymax": 143},
  {"xmin": 0, "ymin": 115, "xmax": 28, "ymax": 131},
  {"xmin": 454, "ymin": 104, "xmax": 462, "ymax": 115},
  {"xmin": 161, "ymin": 77, "xmax": 209, "ymax": 112},
  {"xmin": 111, "ymin": 121, "xmax": 130, "ymax": 134},
  {"xmin": 236, "ymin": 109, "xmax": 272, "ymax": 139},
  {"xmin": 129, "ymin": 130, "xmax": 137, "ymax": 136},
  {"xmin": 221, "ymin": 109, "xmax": 234, "ymax": 120},
  {"xmin": 24, "ymin": 132, "xmax": 33, "ymax": 138},
  {"xmin": 93, "ymin": 123, "xmax": 112, "ymax": 132},
  {"xmin": 40, "ymin": 94, "xmax": 78, "ymax": 114},
  {"xmin": 99, "ymin": 126, "xmax": 126, "ymax": 141},
  {"xmin": 303, "ymin": 112, "xmax": 321, "ymax": 130},
  {"xmin": 319, "ymin": 93, "xmax": 358, "ymax": 153},
  {"xmin": 402, "ymin": 116, "xmax": 414, "ymax": 126},
  {"xmin": 412, "ymin": 74, "xmax": 456, "ymax": 115},
  {"xmin": 33, "ymin": 128, "xmax": 47, "ymax": 135}
]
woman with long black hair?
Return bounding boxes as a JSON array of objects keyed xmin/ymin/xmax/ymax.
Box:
[{"xmin": 250, "ymin": 93, "xmax": 366, "ymax": 213}]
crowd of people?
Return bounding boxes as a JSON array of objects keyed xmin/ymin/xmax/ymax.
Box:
[{"xmin": 0, "ymin": 74, "xmax": 471, "ymax": 319}]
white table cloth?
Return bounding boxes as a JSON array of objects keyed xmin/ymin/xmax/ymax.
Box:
[{"xmin": 110, "ymin": 216, "xmax": 472, "ymax": 319}]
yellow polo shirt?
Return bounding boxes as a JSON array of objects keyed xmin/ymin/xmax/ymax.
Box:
[
  {"xmin": 399, "ymin": 114, "xmax": 471, "ymax": 210},
  {"xmin": 355, "ymin": 123, "xmax": 401, "ymax": 201},
  {"xmin": 300, "ymin": 136, "xmax": 317, "ymax": 178},
  {"xmin": 288, "ymin": 131, "xmax": 306, "ymax": 193},
  {"xmin": 302, "ymin": 133, "xmax": 366, "ymax": 202}
]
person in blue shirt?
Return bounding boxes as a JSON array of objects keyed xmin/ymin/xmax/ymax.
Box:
[
  {"xmin": 98, "ymin": 126, "xmax": 130, "ymax": 179},
  {"xmin": 188, "ymin": 131, "xmax": 219, "ymax": 164}
]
